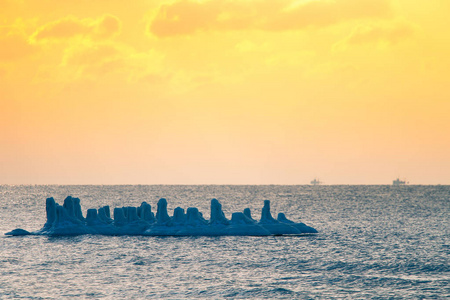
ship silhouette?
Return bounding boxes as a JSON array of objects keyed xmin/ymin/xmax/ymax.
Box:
[
  {"xmin": 310, "ymin": 178, "xmax": 322, "ymax": 185},
  {"xmin": 392, "ymin": 178, "xmax": 408, "ymax": 185}
]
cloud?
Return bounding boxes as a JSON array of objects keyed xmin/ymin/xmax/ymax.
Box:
[
  {"xmin": 346, "ymin": 21, "xmax": 415, "ymax": 45},
  {"xmin": 0, "ymin": 29, "xmax": 37, "ymax": 61},
  {"xmin": 333, "ymin": 20, "xmax": 416, "ymax": 51},
  {"xmin": 58, "ymin": 42, "xmax": 165, "ymax": 82},
  {"xmin": 31, "ymin": 14, "xmax": 121, "ymax": 42},
  {"xmin": 94, "ymin": 15, "xmax": 122, "ymax": 38},
  {"xmin": 1, "ymin": 13, "xmax": 163, "ymax": 84},
  {"xmin": 148, "ymin": 0, "xmax": 392, "ymax": 37},
  {"xmin": 62, "ymin": 43, "xmax": 122, "ymax": 67},
  {"xmin": 268, "ymin": 0, "xmax": 391, "ymax": 30}
]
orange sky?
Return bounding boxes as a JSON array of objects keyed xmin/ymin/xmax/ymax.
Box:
[{"xmin": 1, "ymin": 0, "xmax": 449, "ymax": 184}]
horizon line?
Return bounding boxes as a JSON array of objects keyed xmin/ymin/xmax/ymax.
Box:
[{"xmin": 0, "ymin": 183, "xmax": 448, "ymax": 186}]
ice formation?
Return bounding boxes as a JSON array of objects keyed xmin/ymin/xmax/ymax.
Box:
[{"xmin": 5, "ymin": 196, "xmax": 317, "ymax": 236}]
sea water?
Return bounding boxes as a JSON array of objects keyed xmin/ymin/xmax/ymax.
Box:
[{"xmin": 0, "ymin": 185, "xmax": 448, "ymax": 299}]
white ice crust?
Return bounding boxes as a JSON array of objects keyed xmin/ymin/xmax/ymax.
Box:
[{"xmin": 6, "ymin": 197, "xmax": 317, "ymax": 236}]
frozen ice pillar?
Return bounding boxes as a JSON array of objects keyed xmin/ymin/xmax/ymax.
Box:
[
  {"xmin": 186, "ymin": 207, "xmax": 207, "ymax": 226},
  {"xmin": 44, "ymin": 197, "xmax": 57, "ymax": 230},
  {"xmin": 210, "ymin": 199, "xmax": 229, "ymax": 225},
  {"xmin": 260, "ymin": 200, "xmax": 277, "ymax": 223},
  {"xmin": 63, "ymin": 196, "xmax": 76, "ymax": 218},
  {"xmin": 73, "ymin": 197, "xmax": 85, "ymax": 221},
  {"xmin": 277, "ymin": 213, "xmax": 294, "ymax": 223},
  {"xmin": 243, "ymin": 208, "xmax": 255, "ymax": 222},
  {"xmin": 86, "ymin": 209, "xmax": 103, "ymax": 226},
  {"xmin": 113, "ymin": 207, "xmax": 127, "ymax": 226},
  {"xmin": 172, "ymin": 207, "xmax": 186, "ymax": 225},
  {"xmin": 156, "ymin": 198, "xmax": 170, "ymax": 225},
  {"xmin": 138, "ymin": 202, "xmax": 155, "ymax": 223}
]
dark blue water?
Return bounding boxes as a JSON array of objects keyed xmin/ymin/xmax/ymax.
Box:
[{"xmin": 1, "ymin": 185, "xmax": 449, "ymax": 299}]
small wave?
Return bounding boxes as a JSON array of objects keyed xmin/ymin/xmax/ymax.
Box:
[{"xmin": 224, "ymin": 287, "xmax": 296, "ymax": 298}]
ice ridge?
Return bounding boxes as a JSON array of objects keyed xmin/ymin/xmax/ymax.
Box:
[{"xmin": 5, "ymin": 197, "xmax": 317, "ymax": 236}]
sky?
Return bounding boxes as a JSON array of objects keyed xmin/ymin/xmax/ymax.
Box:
[{"xmin": 1, "ymin": 0, "xmax": 449, "ymax": 185}]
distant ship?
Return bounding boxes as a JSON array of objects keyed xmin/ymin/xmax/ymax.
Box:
[
  {"xmin": 392, "ymin": 178, "xmax": 408, "ymax": 185},
  {"xmin": 310, "ymin": 178, "xmax": 322, "ymax": 185}
]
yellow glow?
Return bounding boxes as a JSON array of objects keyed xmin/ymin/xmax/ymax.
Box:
[{"xmin": 0, "ymin": 0, "xmax": 449, "ymax": 184}]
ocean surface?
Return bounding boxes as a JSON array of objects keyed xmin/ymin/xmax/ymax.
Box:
[{"xmin": 0, "ymin": 185, "xmax": 449, "ymax": 299}]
